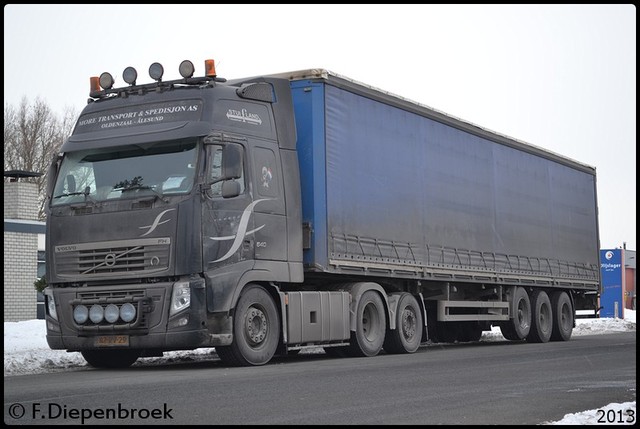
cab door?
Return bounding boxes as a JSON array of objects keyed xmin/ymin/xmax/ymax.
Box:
[{"xmin": 201, "ymin": 138, "xmax": 254, "ymax": 270}]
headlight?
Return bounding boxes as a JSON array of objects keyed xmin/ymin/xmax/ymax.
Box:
[
  {"xmin": 170, "ymin": 281, "xmax": 191, "ymax": 316},
  {"xmin": 89, "ymin": 304, "xmax": 104, "ymax": 324},
  {"xmin": 120, "ymin": 303, "xmax": 136, "ymax": 323},
  {"xmin": 104, "ymin": 304, "xmax": 120, "ymax": 323},
  {"xmin": 73, "ymin": 305, "xmax": 89, "ymax": 324},
  {"xmin": 45, "ymin": 289, "xmax": 57, "ymax": 320}
]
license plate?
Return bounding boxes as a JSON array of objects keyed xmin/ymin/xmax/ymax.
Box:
[{"xmin": 95, "ymin": 335, "xmax": 129, "ymax": 347}]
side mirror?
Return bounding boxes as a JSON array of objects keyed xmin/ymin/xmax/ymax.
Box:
[{"xmin": 221, "ymin": 181, "xmax": 241, "ymax": 198}]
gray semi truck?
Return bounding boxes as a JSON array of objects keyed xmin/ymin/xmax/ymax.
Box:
[{"xmin": 44, "ymin": 59, "xmax": 601, "ymax": 368}]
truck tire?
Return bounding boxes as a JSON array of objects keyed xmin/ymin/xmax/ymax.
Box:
[
  {"xmin": 81, "ymin": 349, "xmax": 140, "ymax": 369},
  {"xmin": 527, "ymin": 290, "xmax": 552, "ymax": 343},
  {"xmin": 347, "ymin": 290, "xmax": 386, "ymax": 357},
  {"xmin": 383, "ymin": 293, "xmax": 423, "ymax": 354},
  {"xmin": 499, "ymin": 287, "xmax": 531, "ymax": 341},
  {"xmin": 218, "ymin": 284, "xmax": 280, "ymax": 366},
  {"xmin": 550, "ymin": 291, "xmax": 573, "ymax": 341}
]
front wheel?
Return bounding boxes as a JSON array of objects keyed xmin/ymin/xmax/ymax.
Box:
[{"xmin": 218, "ymin": 284, "xmax": 280, "ymax": 366}]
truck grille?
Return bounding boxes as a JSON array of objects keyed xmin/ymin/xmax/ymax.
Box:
[{"xmin": 55, "ymin": 238, "xmax": 171, "ymax": 278}]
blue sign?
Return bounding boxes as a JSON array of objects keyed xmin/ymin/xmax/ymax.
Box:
[{"xmin": 599, "ymin": 249, "xmax": 623, "ymax": 318}]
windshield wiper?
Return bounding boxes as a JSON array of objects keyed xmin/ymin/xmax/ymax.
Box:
[
  {"xmin": 53, "ymin": 187, "xmax": 98, "ymax": 205},
  {"xmin": 53, "ymin": 191, "xmax": 86, "ymax": 199}
]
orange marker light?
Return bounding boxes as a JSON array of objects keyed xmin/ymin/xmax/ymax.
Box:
[
  {"xmin": 90, "ymin": 76, "xmax": 100, "ymax": 94},
  {"xmin": 205, "ymin": 59, "xmax": 216, "ymax": 77}
]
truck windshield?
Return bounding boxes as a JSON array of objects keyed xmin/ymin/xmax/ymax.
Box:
[{"xmin": 51, "ymin": 138, "xmax": 198, "ymax": 206}]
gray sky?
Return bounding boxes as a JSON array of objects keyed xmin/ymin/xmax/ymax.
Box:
[{"xmin": 4, "ymin": 4, "xmax": 636, "ymax": 250}]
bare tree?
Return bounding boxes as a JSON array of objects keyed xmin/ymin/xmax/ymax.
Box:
[{"xmin": 4, "ymin": 97, "xmax": 78, "ymax": 220}]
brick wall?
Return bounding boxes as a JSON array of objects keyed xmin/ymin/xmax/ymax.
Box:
[
  {"xmin": 3, "ymin": 231, "xmax": 38, "ymax": 321},
  {"xmin": 3, "ymin": 181, "xmax": 39, "ymax": 322},
  {"xmin": 4, "ymin": 181, "xmax": 39, "ymax": 220}
]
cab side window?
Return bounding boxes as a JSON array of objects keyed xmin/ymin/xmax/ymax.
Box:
[{"xmin": 208, "ymin": 144, "xmax": 245, "ymax": 196}]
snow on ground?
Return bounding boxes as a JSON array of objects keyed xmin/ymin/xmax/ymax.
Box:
[{"xmin": 4, "ymin": 310, "xmax": 636, "ymax": 424}]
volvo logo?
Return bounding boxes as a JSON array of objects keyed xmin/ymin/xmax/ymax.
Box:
[{"xmin": 104, "ymin": 253, "xmax": 117, "ymax": 267}]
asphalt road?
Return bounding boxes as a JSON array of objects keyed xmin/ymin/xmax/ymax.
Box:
[{"xmin": 4, "ymin": 332, "xmax": 636, "ymax": 425}]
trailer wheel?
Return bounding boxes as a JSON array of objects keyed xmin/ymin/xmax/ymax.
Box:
[
  {"xmin": 550, "ymin": 291, "xmax": 573, "ymax": 341},
  {"xmin": 383, "ymin": 293, "xmax": 423, "ymax": 354},
  {"xmin": 500, "ymin": 287, "xmax": 531, "ymax": 341},
  {"xmin": 527, "ymin": 290, "xmax": 552, "ymax": 343},
  {"xmin": 347, "ymin": 290, "xmax": 386, "ymax": 357},
  {"xmin": 81, "ymin": 349, "xmax": 140, "ymax": 369},
  {"xmin": 218, "ymin": 284, "xmax": 280, "ymax": 366}
]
